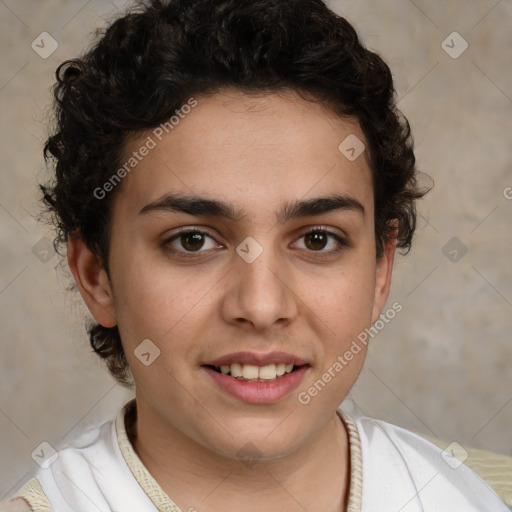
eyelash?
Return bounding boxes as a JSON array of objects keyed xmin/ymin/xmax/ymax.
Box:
[
  {"xmin": 292, "ymin": 228, "xmax": 349, "ymax": 258},
  {"xmin": 163, "ymin": 226, "xmax": 349, "ymax": 259}
]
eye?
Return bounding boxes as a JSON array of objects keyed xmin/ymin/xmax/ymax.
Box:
[
  {"xmin": 165, "ymin": 229, "xmax": 221, "ymax": 253},
  {"xmin": 293, "ymin": 228, "xmax": 347, "ymax": 254}
]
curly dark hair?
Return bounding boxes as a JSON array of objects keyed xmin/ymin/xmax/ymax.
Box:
[{"xmin": 41, "ymin": 0, "xmax": 428, "ymax": 384}]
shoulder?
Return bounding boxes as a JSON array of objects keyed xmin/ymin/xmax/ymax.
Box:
[
  {"xmin": 0, "ymin": 478, "xmax": 52, "ymax": 512},
  {"xmin": 351, "ymin": 414, "xmax": 512, "ymax": 511},
  {"xmin": 4, "ymin": 414, "xmax": 119, "ymax": 512},
  {"xmin": 416, "ymin": 429, "xmax": 512, "ymax": 509},
  {"xmin": 7, "ymin": 401, "xmax": 161, "ymax": 512},
  {"xmin": 0, "ymin": 498, "xmax": 34, "ymax": 512}
]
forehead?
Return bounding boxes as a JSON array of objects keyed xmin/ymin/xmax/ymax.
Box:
[{"xmin": 114, "ymin": 89, "xmax": 373, "ymax": 221}]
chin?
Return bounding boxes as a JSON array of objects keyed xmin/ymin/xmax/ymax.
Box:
[{"xmin": 197, "ymin": 419, "xmax": 308, "ymax": 462}]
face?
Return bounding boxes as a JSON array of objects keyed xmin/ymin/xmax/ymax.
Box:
[{"xmin": 71, "ymin": 89, "xmax": 394, "ymax": 460}]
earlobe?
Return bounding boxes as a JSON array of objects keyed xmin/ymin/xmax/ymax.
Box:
[
  {"xmin": 370, "ymin": 227, "xmax": 397, "ymax": 324},
  {"xmin": 67, "ymin": 233, "xmax": 117, "ymax": 328}
]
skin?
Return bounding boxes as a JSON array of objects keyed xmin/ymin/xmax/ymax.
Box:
[{"xmin": 68, "ymin": 89, "xmax": 396, "ymax": 512}]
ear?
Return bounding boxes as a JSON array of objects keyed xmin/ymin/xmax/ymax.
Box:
[
  {"xmin": 67, "ymin": 232, "xmax": 117, "ymax": 328},
  {"xmin": 370, "ymin": 223, "xmax": 398, "ymax": 324}
]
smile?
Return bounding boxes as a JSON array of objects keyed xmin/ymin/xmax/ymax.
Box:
[
  {"xmin": 202, "ymin": 352, "xmax": 310, "ymax": 404},
  {"xmin": 207, "ymin": 363, "xmax": 299, "ymax": 382}
]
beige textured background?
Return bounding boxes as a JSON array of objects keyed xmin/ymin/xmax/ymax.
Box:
[{"xmin": 0, "ymin": 0, "xmax": 511, "ymax": 499}]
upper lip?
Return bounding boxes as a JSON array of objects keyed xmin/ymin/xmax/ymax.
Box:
[{"xmin": 203, "ymin": 351, "xmax": 309, "ymax": 367}]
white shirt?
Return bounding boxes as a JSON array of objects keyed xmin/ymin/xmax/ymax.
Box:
[{"xmin": 2, "ymin": 400, "xmax": 509, "ymax": 511}]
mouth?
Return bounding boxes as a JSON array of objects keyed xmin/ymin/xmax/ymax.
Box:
[
  {"xmin": 201, "ymin": 352, "xmax": 310, "ymax": 404},
  {"xmin": 204, "ymin": 363, "xmax": 303, "ymax": 382}
]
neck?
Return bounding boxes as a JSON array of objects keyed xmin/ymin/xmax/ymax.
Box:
[{"xmin": 129, "ymin": 399, "xmax": 350, "ymax": 512}]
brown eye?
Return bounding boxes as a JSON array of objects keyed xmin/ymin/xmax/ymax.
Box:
[
  {"xmin": 294, "ymin": 228, "xmax": 348, "ymax": 255},
  {"xmin": 180, "ymin": 232, "xmax": 206, "ymax": 251},
  {"xmin": 166, "ymin": 230, "xmax": 219, "ymax": 253},
  {"xmin": 304, "ymin": 231, "xmax": 329, "ymax": 251}
]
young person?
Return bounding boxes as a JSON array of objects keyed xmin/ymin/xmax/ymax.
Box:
[{"xmin": 2, "ymin": 0, "xmax": 511, "ymax": 510}]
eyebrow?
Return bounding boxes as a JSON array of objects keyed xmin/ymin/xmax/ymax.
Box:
[
  {"xmin": 278, "ymin": 194, "xmax": 365, "ymax": 223},
  {"xmin": 138, "ymin": 193, "xmax": 365, "ymax": 222}
]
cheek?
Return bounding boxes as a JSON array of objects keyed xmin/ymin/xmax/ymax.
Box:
[
  {"xmin": 110, "ymin": 251, "xmax": 217, "ymax": 351},
  {"xmin": 300, "ymin": 253, "xmax": 376, "ymax": 387},
  {"xmin": 305, "ymin": 258, "xmax": 376, "ymax": 335}
]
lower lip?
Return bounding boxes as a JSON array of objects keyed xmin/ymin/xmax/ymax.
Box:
[{"xmin": 202, "ymin": 366, "xmax": 309, "ymax": 404}]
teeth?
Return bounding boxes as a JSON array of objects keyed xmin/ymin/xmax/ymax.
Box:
[
  {"xmin": 230, "ymin": 363, "xmax": 243, "ymax": 378},
  {"xmin": 242, "ymin": 364, "xmax": 259, "ymax": 379},
  {"xmin": 258, "ymin": 364, "xmax": 276, "ymax": 379},
  {"xmin": 216, "ymin": 362, "xmax": 297, "ymax": 381}
]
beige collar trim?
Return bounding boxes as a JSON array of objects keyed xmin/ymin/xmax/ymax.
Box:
[
  {"xmin": 337, "ymin": 408, "xmax": 363, "ymax": 512},
  {"xmin": 115, "ymin": 401, "xmax": 181, "ymax": 512},
  {"xmin": 116, "ymin": 400, "xmax": 363, "ymax": 512}
]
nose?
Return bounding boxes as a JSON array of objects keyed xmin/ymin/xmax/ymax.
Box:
[{"xmin": 220, "ymin": 243, "xmax": 298, "ymax": 331}]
